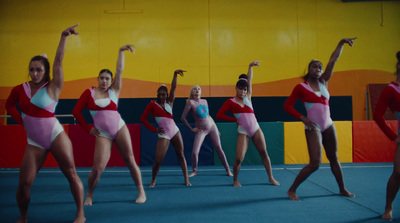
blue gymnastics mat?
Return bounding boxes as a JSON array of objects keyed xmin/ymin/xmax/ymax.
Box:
[{"xmin": 0, "ymin": 163, "xmax": 399, "ymax": 223}]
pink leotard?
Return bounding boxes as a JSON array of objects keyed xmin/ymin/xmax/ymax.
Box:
[
  {"xmin": 140, "ymin": 100, "xmax": 179, "ymax": 140},
  {"xmin": 284, "ymin": 81, "xmax": 333, "ymax": 132},
  {"xmin": 373, "ymin": 82, "xmax": 400, "ymax": 141},
  {"xmin": 72, "ymin": 88, "xmax": 125, "ymax": 140},
  {"xmin": 181, "ymin": 99, "xmax": 230, "ymax": 172},
  {"xmin": 217, "ymin": 97, "xmax": 260, "ymax": 138},
  {"xmin": 6, "ymin": 82, "xmax": 64, "ymax": 150}
]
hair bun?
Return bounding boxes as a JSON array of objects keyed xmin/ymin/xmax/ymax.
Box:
[{"xmin": 40, "ymin": 53, "xmax": 48, "ymax": 59}]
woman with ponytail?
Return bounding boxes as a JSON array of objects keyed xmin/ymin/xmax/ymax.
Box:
[
  {"xmin": 217, "ymin": 61, "xmax": 279, "ymax": 187},
  {"xmin": 140, "ymin": 70, "xmax": 191, "ymax": 187},
  {"xmin": 373, "ymin": 51, "xmax": 400, "ymax": 220},
  {"xmin": 283, "ymin": 38, "xmax": 358, "ymax": 201}
]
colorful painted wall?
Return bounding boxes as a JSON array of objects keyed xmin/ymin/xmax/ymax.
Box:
[{"xmin": 1, "ymin": 0, "xmax": 399, "ymax": 121}]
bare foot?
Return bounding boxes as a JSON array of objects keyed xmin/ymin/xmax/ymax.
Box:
[
  {"xmin": 16, "ymin": 217, "xmax": 27, "ymax": 223},
  {"xmin": 149, "ymin": 180, "xmax": 156, "ymax": 188},
  {"xmin": 227, "ymin": 171, "xmax": 233, "ymax": 176},
  {"xmin": 185, "ymin": 179, "xmax": 192, "ymax": 186},
  {"xmin": 233, "ymin": 180, "xmax": 241, "ymax": 187},
  {"xmin": 269, "ymin": 178, "xmax": 280, "ymax": 186},
  {"xmin": 84, "ymin": 196, "xmax": 93, "ymax": 206},
  {"xmin": 73, "ymin": 215, "xmax": 86, "ymax": 223},
  {"xmin": 340, "ymin": 189, "xmax": 355, "ymax": 198},
  {"xmin": 381, "ymin": 210, "xmax": 393, "ymax": 221},
  {"xmin": 188, "ymin": 172, "xmax": 197, "ymax": 177},
  {"xmin": 135, "ymin": 194, "xmax": 147, "ymax": 204},
  {"xmin": 287, "ymin": 191, "xmax": 300, "ymax": 201}
]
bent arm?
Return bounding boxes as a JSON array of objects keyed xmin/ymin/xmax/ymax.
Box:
[
  {"xmin": 72, "ymin": 89, "xmax": 92, "ymax": 133},
  {"xmin": 373, "ymin": 87, "xmax": 397, "ymax": 141},
  {"xmin": 5, "ymin": 86, "xmax": 23, "ymax": 125},
  {"xmin": 216, "ymin": 100, "xmax": 237, "ymax": 122},
  {"xmin": 181, "ymin": 101, "xmax": 194, "ymax": 132},
  {"xmin": 283, "ymin": 85, "xmax": 303, "ymax": 120},
  {"xmin": 140, "ymin": 103, "xmax": 158, "ymax": 133}
]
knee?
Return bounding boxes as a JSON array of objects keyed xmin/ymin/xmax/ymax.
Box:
[
  {"xmin": 234, "ymin": 158, "xmax": 243, "ymax": 166},
  {"xmin": 19, "ymin": 178, "xmax": 34, "ymax": 190},
  {"xmin": 393, "ymin": 169, "xmax": 400, "ymax": 180},
  {"xmin": 309, "ymin": 160, "xmax": 321, "ymax": 171},
  {"xmin": 91, "ymin": 167, "xmax": 105, "ymax": 177}
]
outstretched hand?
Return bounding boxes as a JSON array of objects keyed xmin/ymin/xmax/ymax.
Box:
[
  {"xmin": 341, "ymin": 37, "xmax": 358, "ymax": 47},
  {"xmin": 120, "ymin": 44, "xmax": 135, "ymax": 53},
  {"xmin": 62, "ymin": 24, "xmax": 79, "ymax": 37},
  {"xmin": 249, "ymin": 60, "xmax": 261, "ymax": 67},
  {"xmin": 174, "ymin": 69, "xmax": 186, "ymax": 77}
]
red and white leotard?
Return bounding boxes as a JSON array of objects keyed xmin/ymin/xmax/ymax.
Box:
[
  {"xmin": 6, "ymin": 82, "xmax": 64, "ymax": 150},
  {"xmin": 373, "ymin": 82, "xmax": 400, "ymax": 141},
  {"xmin": 217, "ymin": 97, "xmax": 260, "ymax": 137},
  {"xmin": 284, "ymin": 81, "xmax": 333, "ymax": 132},
  {"xmin": 72, "ymin": 87, "xmax": 125, "ymax": 139},
  {"xmin": 140, "ymin": 100, "xmax": 179, "ymax": 140}
]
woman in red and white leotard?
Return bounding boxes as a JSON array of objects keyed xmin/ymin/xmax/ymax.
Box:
[
  {"xmin": 373, "ymin": 51, "xmax": 400, "ymax": 221},
  {"xmin": 217, "ymin": 61, "xmax": 279, "ymax": 187},
  {"xmin": 181, "ymin": 85, "xmax": 233, "ymax": 177},
  {"xmin": 5, "ymin": 25, "xmax": 86, "ymax": 223},
  {"xmin": 283, "ymin": 38, "xmax": 358, "ymax": 201},
  {"xmin": 140, "ymin": 70, "xmax": 191, "ymax": 187},
  {"xmin": 72, "ymin": 45, "xmax": 146, "ymax": 205}
]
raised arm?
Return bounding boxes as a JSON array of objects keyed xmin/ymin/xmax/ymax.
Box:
[
  {"xmin": 321, "ymin": 37, "xmax": 357, "ymax": 83},
  {"xmin": 49, "ymin": 24, "xmax": 79, "ymax": 100},
  {"xmin": 168, "ymin": 69, "xmax": 185, "ymax": 105},
  {"xmin": 111, "ymin": 44, "xmax": 134, "ymax": 95},
  {"xmin": 246, "ymin": 60, "xmax": 261, "ymax": 99}
]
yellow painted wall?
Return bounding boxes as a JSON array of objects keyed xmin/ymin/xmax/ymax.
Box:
[
  {"xmin": 0, "ymin": 0, "xmax": 399, "ymax": 120},
  {"xmin": 284, "ymin": 121, "xmax": 353, "ymax": 164}
]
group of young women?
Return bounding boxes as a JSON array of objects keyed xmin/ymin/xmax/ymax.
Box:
[{"xmin": 5, "ymin": 24, "xmax": 399, "ymax": 223}]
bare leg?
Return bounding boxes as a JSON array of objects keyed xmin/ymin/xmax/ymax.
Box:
[
  {"xmin": 115, "ymin": 126, "xmax": 146, "ymax": 203},
  {"xmin": 233, "ymin": 134, "xmax": 249, "ymax": 187},
  {"xmin": 322, "ymin": 125, "xmax": 355, "ymax": 198},
  {"xmin": 150, "ymin": 138, "xmax": 170, "ymax": 187},
  {"xmin": 382, "ymin": 143, "xmax": 400, "ymax": 220},
  {"xmin": 209, "ymin": 125, "xmax": 232, "ymax": 176},
  {"xmin": 287, "ymin": 129, "xmax": 322, "ymax": 201},
  {"xmin": 51, "ymin": 132, "xmax": 85, "ymax": 223},
  {"xmin": 83, "ymin": 137, "xmax": 112, "ymax": 206},
  {"xmin": 16, "ymin": 145, "xmax": 48, "ymax": 223},
  {"xmin": 171, "ymin": 132, "xmax": 191, "ymax": 186},
  {"xmin": 252, "ymin": 129, "xmax": 279, "ymax": 185},
  {"xmin": 189, "ymin": 131, "xmax": 207, "ymax": 177}
]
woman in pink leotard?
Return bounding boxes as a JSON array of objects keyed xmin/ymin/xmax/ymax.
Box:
[
  {"xmin": 217, "ymin": 61, "xmax": 279, "ymax": 187},
  {"xmin": 140, "ymin": 70, "xmax": 191, "ymax": 187},
  {"xmin": 181, "ymin": 85, "xmax": 233, "ymax": 177},
  {"xmin": 373, "ymin": 51, "xmax": 400, "ymax": 221},
  {"xmin": 72, "ymin": 45, "xmax": 146, "ymax": 205},
  {"xmin": 5, "ymin": 24, "xmax": 85, "ymax": 223},
  {"xmin": 283, "ymin": 38, "xmax": 358, "ymax": 201}
]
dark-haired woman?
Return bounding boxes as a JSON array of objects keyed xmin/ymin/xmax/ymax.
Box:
[
  {"xmin": 72, "ymin": 45, "xmax": 146, "ymax": 205},
  {"xmin": 140, "ymin": 70, "xmax": 191, "ymax": 187},
  {"xmin": 5, "ymin": 24, "xmax": 85, "ymax": 223},
  {"xmin": 216, "ymin": 61, "xmax": 279, "ymax": 187},
  {"xmin": 283, "ymin": 38, "xmax": 357, "ymax": 201},
  {"xmin": 373, "ymin": 51, "xmax": 400, "ymax": 220}
]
